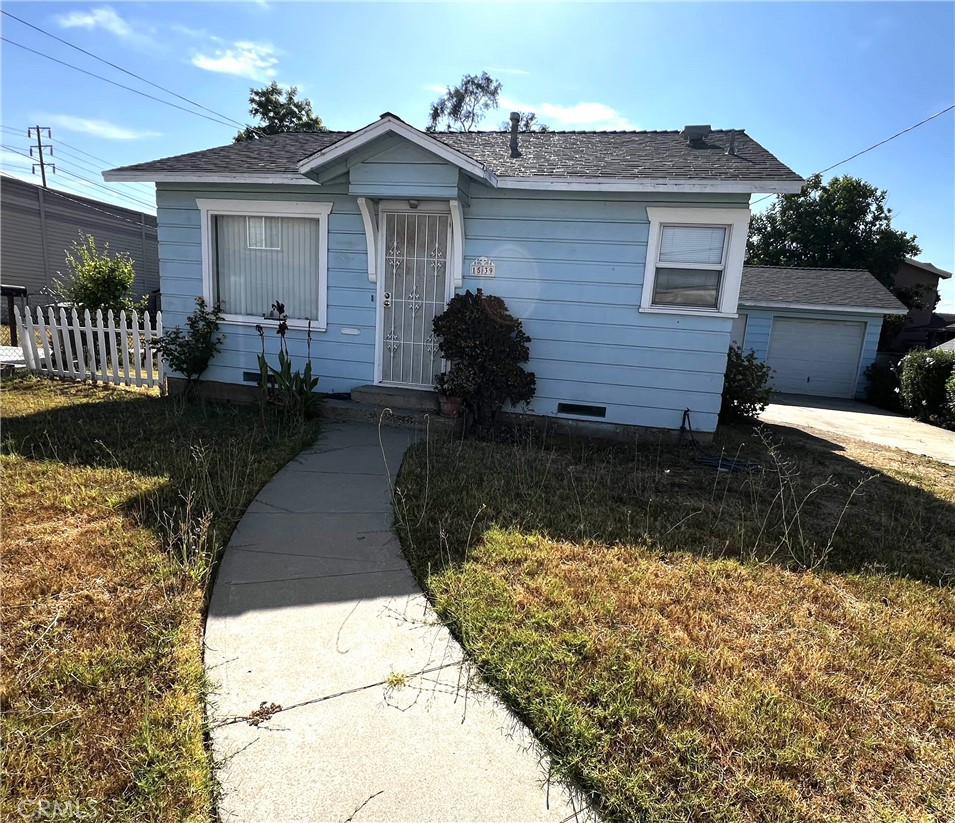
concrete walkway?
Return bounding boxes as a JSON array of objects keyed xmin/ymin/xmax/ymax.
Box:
[
  {"xmin": 205, "ymin": 422, "xmax": 592, "ymax": 823},
  {"xmin": 761, "ymin": 394, "xmax": 955, "ymax": 466}
]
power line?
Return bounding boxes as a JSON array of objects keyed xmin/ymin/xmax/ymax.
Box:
[
  {"xmin": 27, "ymin": 125, "xmax": 53, "ymax": 187},
  {"xmin": 47, "ymin": 145, "xmax": 111, "ymax": 176},
  {"xmin": 60, "ymin": 169, "xmax": 156, "ymax": 209},
  {"xmin": 2, "ymin": 145, "xmax": 156, "ymax": 209},
  {"xmin": 56, "ymin": 167, "xmax": 156, "ymax": 209},
  {"xmin": 1, "ymin": 37, "xmax": 242, "ymax": 132},
  {"xmin": 2, "ymin": 128, "xmax": 155, "ymax": 201},
  {"xmin": 0, "ymin": 171, "xmax": 158, "ymax": 230},
  {"xmin": 752, "ymin": 104, "xmax": 955, "ymax": 208},
  {"xmin": 1, "ymin": 9, "xmax": 258, "ymax": 137},
  {"xmin": 4, "ymin": 128, "xmax": 125, "ymax": 170},
  {"xmin": 1, "ymin": 145, "xmax": 155, "ymax": 212},
  {"xmin": 48, "ymin": 137, "xmax": 117, "ymax": 169},
  {"xmin": 47, "ymin": 144, "xmax": 155, "ymax": 196}
]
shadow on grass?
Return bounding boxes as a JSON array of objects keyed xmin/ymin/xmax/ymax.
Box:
[
  {"xmin": 2, "ymin": 380, "xmax": 321, "ymax": 590},
  {"xmin": 396, "ymin": 417, "xmax": 955, "ymax": 588}
]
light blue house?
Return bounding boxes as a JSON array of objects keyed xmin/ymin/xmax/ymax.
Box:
[{"xmin": 106, "ymin": 114, "xmax": 807, "ymax": 433}]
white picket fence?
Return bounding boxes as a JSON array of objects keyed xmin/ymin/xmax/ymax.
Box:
[{"xmin": 14, "ymin": 305, "xmax": 164, "ymax": 389}]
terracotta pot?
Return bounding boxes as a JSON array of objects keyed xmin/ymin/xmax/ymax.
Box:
[{"xmin": 439, "ymin": 395, "xmax": 462, "ymax": 418}]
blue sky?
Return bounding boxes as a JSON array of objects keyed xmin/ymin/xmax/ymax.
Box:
[{"xmin": 2, "ymin": 1, "xmax": 953, "ymax": 308}]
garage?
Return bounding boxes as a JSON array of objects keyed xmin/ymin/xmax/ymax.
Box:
[
  {"xmin": 766, "ymin": 317, "xmax": 866, "ymax": 398},
  {"xmin": 735, "ymin": 265, "xmax": 908, "ymax": 400}
]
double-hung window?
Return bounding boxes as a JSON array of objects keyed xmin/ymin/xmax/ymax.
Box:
[
  {"xmin": 198, "ymin": 200, "xmax": 333, "ymax": 329},
  {"xmin": 641, "ymin": 207, "xmax": 750, "ymax": 316}
]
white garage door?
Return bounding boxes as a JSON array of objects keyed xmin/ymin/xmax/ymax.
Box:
[{"xmin": 767, "ymin": 317, "xmax": 865, "ymax": 398}]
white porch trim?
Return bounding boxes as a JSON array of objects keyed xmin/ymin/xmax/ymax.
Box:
[
  {"xmin": 297, "ymin": 115, "xmax": 498, "ymax": 187},
  {"xmin": 356, "ymin": 197, "xmax": 378, "ymax": 284}
]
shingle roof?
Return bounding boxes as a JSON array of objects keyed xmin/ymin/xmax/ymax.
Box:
[
  {"xmin": 106, "ymin": 127, "xmax": 803, "ymax": 183},
  {"xmin": 739, "ymin": 266, "xmax": 907, "ymax": 312}
]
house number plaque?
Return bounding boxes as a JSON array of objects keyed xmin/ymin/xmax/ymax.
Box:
[{"xmin": 470, "ymin": 257, "xmax": 496, "ymax": 277}]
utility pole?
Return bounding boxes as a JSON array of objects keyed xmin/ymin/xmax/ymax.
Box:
[{"xmin": 27, "ymin": 126, "xmax": 54, "ymax": 187}]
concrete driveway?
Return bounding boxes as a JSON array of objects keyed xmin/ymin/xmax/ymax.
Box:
[{"xmin": 760, "ymin": 394, "xmax": 955, "ymax": 466}]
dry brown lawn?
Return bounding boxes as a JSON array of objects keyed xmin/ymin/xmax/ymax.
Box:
[
  {"xmin": 397, "ymin": 421, "xmax": 955, "ymax": 822},
  {"xmin": 1, "ymin": 377, "xmax": 318, "ymax": 820}
]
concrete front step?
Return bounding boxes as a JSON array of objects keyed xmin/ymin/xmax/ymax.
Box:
[
  {"xmin": 324, "ymin": 397, "xmax": 458, "ymax": 433},
  {"xmin": 351, "ymin": 384, "xmax": 440, "ymax": 412}
]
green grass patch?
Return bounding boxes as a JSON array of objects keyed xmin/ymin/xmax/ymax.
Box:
[
  {"xmin": 1, "ymin": 377, "xmax": 318, "ymax": 820},
  {"xmin": 395, "ymin": 424, "xmax": 955, "ymax": 822}
]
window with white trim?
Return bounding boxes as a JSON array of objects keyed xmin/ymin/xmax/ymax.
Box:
[
  {"xmin": 651, "ymin": 225, "xmax": 728, "ymax": 308},
  {"xmin": 199, "ymin": 200, "xmax": 332, "ymax": 329},
  {"xmin": 641, "ymin": 207, "xmax": 751, "ymax": 316}
]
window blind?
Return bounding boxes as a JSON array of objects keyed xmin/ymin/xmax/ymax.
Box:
[
  {"xmin": 215, "ymin": 215, "xmax": 320, "ymax": 320},
  {"xmin": 658, "ymin": 225, "xmax": 726, "ymax": 265}
]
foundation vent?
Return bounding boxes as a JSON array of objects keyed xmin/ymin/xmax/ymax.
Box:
[{"xmin": 557, "ymin": 402, "xmax": 606, "ymax": 418}]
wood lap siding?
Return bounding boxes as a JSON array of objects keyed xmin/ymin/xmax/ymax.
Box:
[
  {"xmin": 461, "ymin": 189, "xmax": 749, "ymax": 432},
  {"xmin": 156, "ymin": 184, "xmax": 376, "ymax": 394},
  {"xmin": 0, "ymin": 176, "xmax": 159, "ymax": 304},
  {"xmin": 156, "ymin": 175, "xmax": 748, "ymax": 431}
]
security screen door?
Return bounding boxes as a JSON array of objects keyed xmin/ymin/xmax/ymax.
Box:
[{"xmin": 379, "ymin": 211, "xmax": 450, "ymax": 387}]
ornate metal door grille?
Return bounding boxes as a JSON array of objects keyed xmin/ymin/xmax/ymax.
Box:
[{"xmin": 380, "ymin": 211, "xmax": 450, "ymax": 387}]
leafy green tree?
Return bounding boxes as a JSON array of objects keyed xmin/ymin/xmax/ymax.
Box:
[
  {"xmin": 427, "ymin": 72, "xmax": 502, "ymax": 132},
  {"xmin": 234, "ymin": 82, "xmax": 327, "ymax": 142},
  {"xmin": 499, "ymin": 111, "xmax": 550, "ymax": 132},
  {"xmin": 54, "ymin": 233, "xmax": 144, "ymax": 313},
  {"xmin": 746, "ymin": 174, "xmax": 920, "ymax": 287}
]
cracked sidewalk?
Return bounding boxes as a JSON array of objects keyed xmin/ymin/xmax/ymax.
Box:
[{"xmin": 205, "ymin": 422, "xmax": 594, "ymax": 823}]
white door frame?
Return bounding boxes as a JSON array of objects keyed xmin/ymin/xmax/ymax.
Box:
[{"xmin": 373, "ymin": 201, "xmax": 454, "ymax": 388}]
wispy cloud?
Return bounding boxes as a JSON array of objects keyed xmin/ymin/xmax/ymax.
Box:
[
  {"xmin": 56, "ymin": 6, "xmax": 151, "ymax": 44},
  {"xmin": 501, "ymin": 97, "xmax": 637, "ymax": 130},
  {"xmin": 46, "ymin": 115, "xmax": 161, "ymax": 141},
  {"xmin": 191, "ymin": 41, "xmax": 279, "ymax": 81},
  {"xmin": 170, "ymin": 23, "xmax": 207, "ymax": 39},
  {"xmin": 487, "ymin": 67, "xmax": 529, "ymax": 76}
]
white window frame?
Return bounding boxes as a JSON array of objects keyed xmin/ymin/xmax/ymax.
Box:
[
  {"xmin": 639, "ymin": 207, "xmax": 751, "ymax": 317},
  {"xmin": 197, "ymin": 199, "xmax": 333, "ymax": 331},
  {"xmin": 246, "ymin": 215, "xmax": 282, "ymax": 250}
]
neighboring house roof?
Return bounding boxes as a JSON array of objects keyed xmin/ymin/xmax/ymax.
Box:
[
  {"xmin": 903, "ymin": 257, "xmax": 952, "ymax": 280},
  {"xmin": 932, "ymin": 338, "xmax": 955, "ymax": 351},
  {"xmin": 104, "ymin": 114, "xmax": 804, "ymax": 193},
  {"xmin": 906, "ymin": 312, "xmax": 955, "ymax": 332},
  {"xmin": 739, "ymin": 265, "xmax": 908, "ymax": 314}
]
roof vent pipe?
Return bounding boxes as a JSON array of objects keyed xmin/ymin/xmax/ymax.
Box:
[
  {"xmin": 725, "ymin": 130, "xmax": 737, "ymax": 156},
  {"xmin": 509, "ymin": 111, "xmax": 521, "ymax": 158}
]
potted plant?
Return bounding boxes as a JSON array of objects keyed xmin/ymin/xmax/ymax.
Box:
[{"xmin": 434, "ymin": 371, "xmax": 463, "ymax": 418}]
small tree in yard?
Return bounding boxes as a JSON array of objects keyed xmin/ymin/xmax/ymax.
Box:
[
  {"xmin": 155, "ymin": 298, "xmax": 224, "ymax": 394},
  {"xmin": 54, "ymin": 233, "xmax": 144, "ymax": 314},
  {"xmin": 721, "ymin": 346, "xmax": 773, "ymax": 421},
  {"xmin": 432, "ymin": 290, "xmax": 535, "ymax": 430}
]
